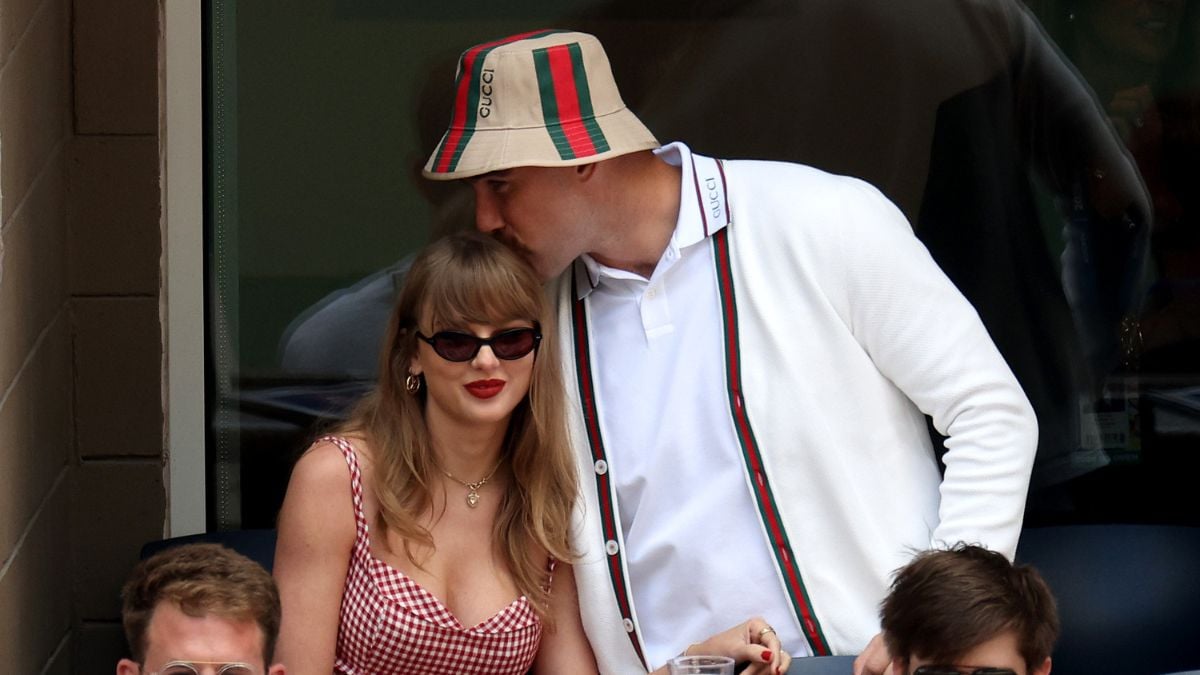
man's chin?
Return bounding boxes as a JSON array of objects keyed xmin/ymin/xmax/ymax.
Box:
[{"xmin": 531, "ymin": 255, "xmax": 575, "ymax": 281}]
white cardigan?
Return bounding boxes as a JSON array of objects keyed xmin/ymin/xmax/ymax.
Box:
[{"xmin": 552, "ymin": 151, "xmax": 1037, "ymax": 673}]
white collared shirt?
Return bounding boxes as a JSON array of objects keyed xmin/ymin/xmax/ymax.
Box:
[{"xmin": 576, "ymin": 143, "xmax": 810, "ymax": 667}]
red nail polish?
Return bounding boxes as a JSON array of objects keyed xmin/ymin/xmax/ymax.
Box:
[{"xmin": 762, "ymin": 650, "xmax": 773, "ymax": 662}]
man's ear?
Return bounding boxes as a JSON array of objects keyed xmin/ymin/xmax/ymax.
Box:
[
  {"xmin": 116, "ymin": 658, "xmax": 140, "ymax": 675},
  {"xmin": 1032, "ymin": 656, "xmax": 1052, "ymax": 675},
  {"xmin": 890, "ymin": 658, "xmax": 909, "ymax": 675}
]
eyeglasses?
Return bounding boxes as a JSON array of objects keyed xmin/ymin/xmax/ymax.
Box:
[
  {"xmin": 146, "ymin": 661, "xmax": 259, "ymax": 675},
  {"xmin": 912, "ymin": 662, "xmax": 1017, "ymax": 667},
  {"xmin": 416, "ymin": 326, "xmax": 541, "ymax": 362}
]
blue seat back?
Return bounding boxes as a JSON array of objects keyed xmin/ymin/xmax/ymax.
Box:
[
  {"xmin": 1016, "ymin": 525, "xmax": 1200, "ymax": 675},
  {"xmin": 139, "ymin": 529, "xmax": 278, "ymax": 572},
  {"xmin": 784, "ymin": 655, "xmax": 855, "ymax": 674}
]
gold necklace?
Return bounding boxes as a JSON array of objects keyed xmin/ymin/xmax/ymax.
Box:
[{"xmin": 438, "ymin": 459, "xmax": 503, "ymax": 508}]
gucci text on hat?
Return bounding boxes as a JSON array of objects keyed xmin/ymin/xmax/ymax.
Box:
[{"xmin": 424, "ymin": 30, "xmax": 659, "ymax": 180}]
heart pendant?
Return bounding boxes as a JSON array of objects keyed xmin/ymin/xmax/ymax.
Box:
[{"xmin": 466, "ymin": 490, "xmax": 480, "ymax": 508}]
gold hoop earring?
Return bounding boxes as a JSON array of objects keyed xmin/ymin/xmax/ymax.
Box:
[{"xmin": 405, "ymin": 374, "xmax": 421, "ymax": 394}]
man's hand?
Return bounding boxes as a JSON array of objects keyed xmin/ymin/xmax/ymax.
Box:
[{"xmin": 852, "ymin": 632, "xmax": 892, "ymax": 675}]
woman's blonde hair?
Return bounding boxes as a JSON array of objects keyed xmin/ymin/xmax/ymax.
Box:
[{"xmin": 337, "ymin": 231, "xmax": 577, "ymax": 620}]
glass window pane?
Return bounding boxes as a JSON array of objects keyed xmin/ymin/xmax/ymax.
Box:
[{"xmin": 206, "ymin": 0, "xmax": 1200, "ymax": 528}]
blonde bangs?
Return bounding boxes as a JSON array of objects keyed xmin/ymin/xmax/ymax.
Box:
[{"xmin": 418, "ymin": 237, "xmax": 544, "ymax": 332}]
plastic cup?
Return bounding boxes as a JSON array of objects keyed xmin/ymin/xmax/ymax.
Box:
[{"xmin": 667, "ymin": 655, "xmax": 736, "ymax": 675}]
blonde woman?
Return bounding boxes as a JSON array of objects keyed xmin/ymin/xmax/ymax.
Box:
[{"xmin": 273, "ymin": 232, "xmax": 592, "ymax": 673}]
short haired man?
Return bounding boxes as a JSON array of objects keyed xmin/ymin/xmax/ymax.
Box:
[
  {"xmin": 880, "ymin": 544, "xmax": 1059, "ymax": 675},
  {"xmin": 424, "ymin": 30, "xmax": 1037, "ymax": 673},
  {"xmin": 117, "ymin": 543, "xmax": 285, "ymax": 675}
]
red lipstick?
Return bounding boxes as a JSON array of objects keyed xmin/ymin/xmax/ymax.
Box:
[{"xmin": 465, "ymin": 379, "xmax": 505, "ymax": 399}]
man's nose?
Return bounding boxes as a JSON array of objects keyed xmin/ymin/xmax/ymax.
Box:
[{"xmin": 472, "ymin": 183, "xmax": 503, "ymax": 233}]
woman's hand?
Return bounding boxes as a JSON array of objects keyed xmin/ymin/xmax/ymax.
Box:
[{"xmin": 677, "ymin": 617, "xmax": 791, "ymax": 675}]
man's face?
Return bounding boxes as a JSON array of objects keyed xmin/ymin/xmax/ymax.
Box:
[
  {"xmin": 116, "ymin": 601, "xmax": 284, "ymax": 675},
  {"xmin": 897, "ymin": 631, "xmax": 1051, "ymax": 675},
  {"xmin": 470, "ymin": 165, "xmax": 591, "ymax": 280}
]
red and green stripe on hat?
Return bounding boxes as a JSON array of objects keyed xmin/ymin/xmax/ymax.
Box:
[
  {"xmin": 429, "ymin": 30, "xmax": 613, "ymax": 174},
  {"xmin": 532, "ymin": 41, "xmax": 611, "ymax": 160}
]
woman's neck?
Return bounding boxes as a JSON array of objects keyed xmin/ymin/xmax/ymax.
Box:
[{"xmin": 426, "ymin": 415, "xmax": 508, "ymax": 480}]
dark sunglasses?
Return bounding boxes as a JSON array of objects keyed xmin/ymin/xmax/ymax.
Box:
[
  {"xmin": 912, "ymin": 662, "xmax": 1017, "ymax": 667},
  {"xmin": 416, "ymin": 326, "xmax": 541, "ymax": 362}
]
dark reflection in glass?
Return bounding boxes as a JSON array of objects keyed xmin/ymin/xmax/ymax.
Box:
[
  {"xmin": 1038, "ymin": 0, "xmax": 1200, "ymax": 371},
  {"xmin": 1027, "ymin": 0, "xmax": 1200, "ymax": 523},
  {"xmin": 210, "ymin": 0, "xmax": 1197, "ymax": 528}
]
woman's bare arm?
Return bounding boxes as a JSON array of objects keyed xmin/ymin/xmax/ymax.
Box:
[
  {"xmin": 533, "ymin": 562, "xmax": 599, "ymax": 673},
  {"xmin": 273, "ymin": 441, "xmax": 357, "ymax": 674}
]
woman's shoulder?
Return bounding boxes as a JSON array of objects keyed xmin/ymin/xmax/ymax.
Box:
[
  {"xmin": 290, "ymin": 436, "xmax": 363, "ymax": 491},
  {"xmin": 295, "ymin": 434, "xmax": 386, "ymax": 499},
  {"xmin": 278, "ymin": 438, "xmax": 363, "ymax": 549},
  {"xmin": 306, "ymin": 433, "xmax": 375, "ymax": 465}
]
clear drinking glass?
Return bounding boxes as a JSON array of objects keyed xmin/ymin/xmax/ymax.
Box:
[{"xmin": 667, "ymin": 655, "xmax": 736, "ymax": 675}]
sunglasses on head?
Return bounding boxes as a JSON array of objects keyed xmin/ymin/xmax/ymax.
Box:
[
  {"xmin": 416, "ymin": 326, "xmax": 541, "ymax": 362},
  {"xmin": 912, "ymin": 662, "xmax": 1017, "ymax": 667}
]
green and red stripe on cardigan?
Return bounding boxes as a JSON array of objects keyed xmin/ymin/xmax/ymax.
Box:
[
  {"xmin": 567, "ymin": 222, "xmax": 832, "ymax": 661},
  {"xmin": 711, "ymin": 226, "xmax": 830, "ymax": 655},
  {"xmin": 571, "ymin": 277, "xmax": 647, "ymax": 669}
]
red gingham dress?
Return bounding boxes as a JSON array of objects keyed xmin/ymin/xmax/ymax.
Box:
[{"xmin": 325, "ymin": 436, "xmax": 545, "ymax": 674}]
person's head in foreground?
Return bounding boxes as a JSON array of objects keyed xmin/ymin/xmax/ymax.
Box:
[
  {"xmin": 423, "ymin": 29, "xmax": 662, "ymax": 280},
  {"xmin": 117, "ymin": 543, "xmax": 284, "ymax": 675},
  {"xmin": 881, "ymin": 544, "xmax": 1059, "ymax": 675}
]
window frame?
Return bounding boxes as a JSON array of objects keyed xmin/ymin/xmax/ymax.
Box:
[{"xmin": 163, "ymin": 0, "xmax": 207, "ymax": 536}]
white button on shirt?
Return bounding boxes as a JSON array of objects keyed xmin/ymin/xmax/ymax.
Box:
[{"xmin": 577, "ymin": 143, "xmax": 810, "ymax": 667}]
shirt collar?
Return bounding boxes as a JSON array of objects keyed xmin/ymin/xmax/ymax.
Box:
[{"xmin": 574, "ymin": 142, "xmax": 727, "ymax": 299}]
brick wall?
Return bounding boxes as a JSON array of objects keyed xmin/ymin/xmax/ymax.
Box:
[{"xmin": 0, "ymin": 0, "xmax": 165, "ymax": 670}]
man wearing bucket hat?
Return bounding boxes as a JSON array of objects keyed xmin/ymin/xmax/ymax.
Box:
[{"xmin": 424, "ymin": 30, "xmax": 1037, "ymax": 675}]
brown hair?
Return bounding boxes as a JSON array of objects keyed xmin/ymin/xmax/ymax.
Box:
[
  {"xmin": 121, "ymin": 542, "xmax": 281, "ymax": 664},
  {"xmin": 881, "ymin": 544, "xmax": 1059, "ymax": 670},
  {"xmin": 336, "ymin": 231, "xmax": 577, "ymax": 621}
]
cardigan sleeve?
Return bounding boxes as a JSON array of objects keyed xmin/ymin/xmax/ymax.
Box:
[{"xmin": 829, "ymin": 177, "xmax": 1038, "ymax": 559}]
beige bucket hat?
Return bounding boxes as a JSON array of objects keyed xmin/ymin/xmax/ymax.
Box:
[{"xmin": 423, "ymin": 30, "xmax": 659, "ymax": 180}]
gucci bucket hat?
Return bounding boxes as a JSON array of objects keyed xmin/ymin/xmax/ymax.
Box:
[{"xmin": 424, "ymin": 30, "xmax": 659, "ymax": 180}]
